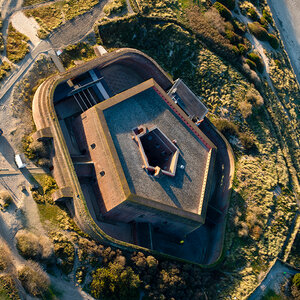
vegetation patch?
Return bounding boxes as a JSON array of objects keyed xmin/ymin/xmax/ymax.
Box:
[
  {"xmin": 0, "ymin": 274, "xmax": 20, "ymax": 300},
  {"xmin": 60, "ymin": 42, "xmax": 96, "ymax": 69},
  {"xmin": 0, "ymin": 243, "xmax": 12, "ymax": 272},
  {"xmin": 0, "ymin": 61, "xmax": 11, "ymax": 82},
  {"xmin": 31, "ymin": 174, "xmax": 58, "ymax": 204},
  {"xmin": 6, "ymin": 24, "xmax": 30, "ymax": 63},
  {"xmin": 90, "ymin": 262, "xmax": 141, "ymax": 300},
  {"xmin": 50, "ymin": 232, "xmax": 75, "ymax": 274},
  {"xmin": 22, "ymin": 0, "xmax": 47, "ymax": 6},
  {"xmin": 25, "ymin": 0, "xmax": 99, "ymax": 35},
  {"xmin": 0, "ymin": 190, "xmax": 12, "ymax": 209},
  {"xmin": 104, "ymin": 0, "xmax": 127, "ymax": 16},
  {"xmin": 15, "ymin": 230, "xmax": 53, "ymax": 261},
  {"xmin": 18, "ymin": 261, "xmax": 50, "ymax": 297}
]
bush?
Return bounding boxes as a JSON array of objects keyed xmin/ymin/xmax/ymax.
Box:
[
  {"xmin": 17, "ymin": 261, "xmax": 50, "ymax": 297},
  {"xmin": 247, "ymin": 7, "xmax": 259, "ymax": 21},
  {"xmin": 239, "ymin": 133, "xmax": 257, "ymax": 152},
  {"xmin": 247, "ymin": 52, "xmax": 264, "ymax": 72},
  {"xmin": 90, "ymin": 262, "xmax": 141, "ymax": 300},
  {"xmin": 239, "ymin": 101, "xmax": 253, "ymax": 119},
  {"xmin": 0, "ymin": 243, "xmax": 12, "ymax": 271},
  {"xmin": 0, "ymin": 274, "xmax": 20, "ymax": 300},
  {"xmin": 15, "ymin": 230, "xmax": 53, "ymax": 261},
  {"xmin": 0, "ymin": 191, "xmax": 12, "ymax": 208},
  {"xmin": 248, "ymin": 22, "xmax": 269, "ymax": 41},
  {"xmin": 6, "ymin": 23, "xmax": 29, "ymax": 63},
  {"xmin": 293, "ymin": 273, "xmax": 300, "ymax": 290},
  {"xmin": 268, "ymin": 33, "xmax": 279, "ymax": 49},
  {"xmin": 217, "ymin": 0, "xmax": 235, "ymax": 10},
  {"xmin": 213, "ymin": 2, "xmax": 232, "ymax": 20},
  {"xmin": 259, "ymin": 16, "xmax": 268, "ymax": 30},
  {"xmin": 246, "ymin": 58, "xmax": 257, "ymax": 70},
  {"xmin": 213, "ymin": 118, "xmax": 239, "ymax": 138},
  {"xmin": 263, "ymin": 8, "xmax": 273, "ymax": 24},
  {"xmin": 246, "ymin": 91, "xmax": 264, "ymax": 106},
  {"xmin": 103, "ymin": 0, "xmax": 127, "ymax": 16}
]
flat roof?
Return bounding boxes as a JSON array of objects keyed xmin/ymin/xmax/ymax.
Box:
[
  {"xmin": 168, "ymin": 79, "xmax": 208, "ymax": 121},
  {"xmin": 93, "ymin": 79, "xmax": 213, "ymax": 215}
]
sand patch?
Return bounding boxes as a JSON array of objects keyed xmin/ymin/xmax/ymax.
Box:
[{"xmin": 11, "ymin": 11, "xmax": 41, "ymax": 47}]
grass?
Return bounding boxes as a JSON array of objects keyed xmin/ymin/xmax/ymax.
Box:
[{"xmin": 6, "ymin": 23, "xmax": 30, "ymax": 63}]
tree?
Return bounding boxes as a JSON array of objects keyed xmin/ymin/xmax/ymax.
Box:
[{"xmin": 91, "ymin": 262, "xmax": 141, "ymax": 300}]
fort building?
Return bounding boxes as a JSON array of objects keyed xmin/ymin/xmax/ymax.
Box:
[{"xmin": 32, "ymin": 49, "xmax": 218, "ymax": 242}]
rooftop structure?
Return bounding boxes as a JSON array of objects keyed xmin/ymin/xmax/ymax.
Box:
[
  {"xmin": 168, "ymin": 79, "xmax": 208, "ymax": 123},
  {"xmin": 73, "ymin": 79, "xmax": 216, "ymax": 237},
  {"xmin": 132, "ymin": 125, "xmax": 179, "ymax": 177}
]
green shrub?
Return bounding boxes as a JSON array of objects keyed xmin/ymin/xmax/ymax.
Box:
[
  {"xmin": 213, "ymin": 118, "xmax": 239, "ymax": 138},
  {"xmin": 217, "ymin": 0, "xmax": 235, "ymax": 10},
  {"xmin": 52, "ymin": 233, "xmax": 75, "ymax": 274},
  {"xmin": 247, "ymin": 8, "xmax": 259, "ymax": 21},
  {"xmin": 268, "ymin": 34, "xmax": 279, "ymax": 49},
  {"xmin": 232, "ymin": 19, "xmax": 246, "ymax": 35},
  {"xmin": 238, "ymin": 43, "xmax": 247, "ymax": 55},
  {"xmin": 213, "ymin": 2, "xmax": 232, "ymax": 20},
  {"xmin": 0, "ymin": 274, "xmax": 20, "ymax": 300},
  {"xmin": 247, "ymin": 52, "xmax": 264, "ymax": 72},
  {"xmin": 293, "ymin": 273, "xmax": 300, "ymax": 290},
  {"xmin": 90, "ymin": 262, "xmax": 141, "ymax": 300},
  {"xmin": 18, "ymin": 261, "xmax": 50, "ymax": 297},
  {"xmin": 263, "ymin": 8, "xmax": 272, "ymax": 24},
  {"xmin": 246, "ymin": 58, "xmax": 257, "ymax": 70},
  {"xmin": 259, "ymin": 16, "xmax": 268, "ymax": 30},
  {"xmin": 248, "ymin": 22, "xmax": 269, "ymax": 41},
  {"xmin": 226, "ymin": 30, "xmax": 241, "ymax": 45}
]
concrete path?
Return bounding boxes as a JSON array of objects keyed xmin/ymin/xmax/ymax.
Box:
[{"xmin": 248, "ymin": 259, "xmax": 299, "ymax": 299}]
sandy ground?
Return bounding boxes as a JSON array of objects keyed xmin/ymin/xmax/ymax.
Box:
[
  {"xmin": 268, "ymin": 0, "xmax": 300, "ymax": 84},
  {"xmin": 11, "ymin": 11, "xmax": 41, "ymax": 46}
]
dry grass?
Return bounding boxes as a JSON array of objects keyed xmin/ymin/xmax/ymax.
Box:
[
  {"xmin": 6, "ymin": 23, "xmax": 29, "ymax": 63},
  {"xmin": 104, "ymin": 0, "xmax": 127, "ymax": 16},
  {"xmin": 0, "ymin": 243, "xmax": 12, "ymax": 272},
  {"xmin": 17, "ymin": 261, "xmax": 50, "ymax": 297}
]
